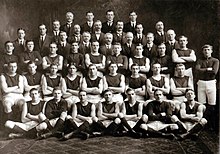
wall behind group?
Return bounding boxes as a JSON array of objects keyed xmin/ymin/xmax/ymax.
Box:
[{"xmin": 0, "ymin": 0, "xmax": 218, "ymax": 58}]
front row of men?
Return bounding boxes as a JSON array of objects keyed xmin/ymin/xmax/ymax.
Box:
[{"xmin": 5, "ymin": 87, "xmax": 207, "ymax": 141}]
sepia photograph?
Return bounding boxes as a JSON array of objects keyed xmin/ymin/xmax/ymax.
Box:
[{"xmin": 0, "ymin": 0, "xmax": 219, "ymax": 153}]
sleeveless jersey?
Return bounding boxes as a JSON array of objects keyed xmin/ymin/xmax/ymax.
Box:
[
  {"xmin": 149, "ymin": 76, "xmax": 165, "ymax": 88},
  {"xmin": 105, "ymin": 73, "xmax": 122, "ymax": 87},
  {"xmin": 85, "ymin": 76, "xmax": 101, "ymax": 88},
  {"xmin": 4, "ymin": 73, "xmax": 20, "ymax": 87},
  {"xmin": 27, "ymin": 100, "xmax": 45, "ymax": 115},
  {"xmin": 64, "ymin": 75, "xmax": 81, "ymax": 90},
  {"xmin": 76, "ymin": 102, "xmax": 92, "ymax": 117},
  {"xmin": 102, "ymin": 102, "xmax": 116, "ymax": 113},
  {"xmin": 46, "ymin": 75, "xmax": 61, "ymax": 87},
  {"xmin": 124, "ymin": 101, "xmax": 140, "ymax": 115},
  {"xmin": 25, "ymin": 72, "xmax": 42, "ymax": 86},
  {"xmin": 172, "ymin": 76, "xmax": 189, "ymax": 88}
]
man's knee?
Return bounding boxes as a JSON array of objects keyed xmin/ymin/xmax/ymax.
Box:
[
  {"xmin": 171, "ymin": 115, "xmax": 179, "ymax": 123},
  {"xmin": 38, "ymin": 113, "xmax": 47, "ymax": 122},
  {"xmin": 170, "ymin": 124, "xmax": 178, "ymax": 130},
  {"xmin": 92, "ymin": 116, "xmax": 98, "ymax": 122},
  {"xmin": 199, "ymin": 118, "xmax": 207, "ymax": 126},
  {"xmin": 5, "ymin": 120, "xmax": 15, "ymax": 129},
  {"xmin": 60, "ymin": 112, "xmax": 67, "ymax": 120},
  {"xmin": 140, "ymin": 123, "xmax": 148, "ymax": 130},
  {"xmin": 142, "ymin": 114, "xmax": 148, "ymax": 123},
  {"xmin": 118, "ymin": 112, "xmax": 124, "ymax": 119},
  {"xmin": 3, "ymin": 100, "xmax": 14, "ymax": 113},
  {"xmin": 36, "ymin": 122, "xmax": 47, "ymax": 131},
  {"xmin": 114, "ymin": 118, "xmax": 121, "ymax": 124}
]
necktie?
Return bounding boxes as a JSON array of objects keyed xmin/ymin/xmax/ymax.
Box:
[{"xmin": 40, "ymin": 36, "xmax": 44, "ymax": 47}]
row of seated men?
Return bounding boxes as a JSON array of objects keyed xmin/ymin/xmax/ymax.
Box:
[{"xmin": 4, "ymin": 86, "xmax": 207, "ymax": 141}]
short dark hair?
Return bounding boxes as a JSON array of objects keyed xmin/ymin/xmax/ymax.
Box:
[
  {"xmin": 202, "ymin": 44, "xmax": 213, "ymax": 50},
  {"xmin": 30, "ymin": 88, "xmax": 39, "ymax": 94},
  {"xmin": 17, "ymin": 28, "xmax": 25, "ymax": 33},
  {"xmin": 53, "ymin": 87, "xmax": 62, "ymax": 93},
  {"xmin": 4, "ymin": 41, "xmax": 13, "ymax": 47}
]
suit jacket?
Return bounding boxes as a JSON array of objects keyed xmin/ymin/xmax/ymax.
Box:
[
  {"xmin": 143, "ymin": 43, "xmax": 158, "ymax": 61},
  {"xmin": 57, "ymin": 42, "xmax": 71, "ymax": 60},
  {"xmin": 68, "ymin": 34, "xmax": 83, "ymax": 44},
  {"xmin": 60, "ymin": 23, "xmax": 75, "ymax": 37},
  {"xmin": 99, "ymin": 45, "xmax": 113, "ymax": 56},
  {"xmin": 34, "ymin": 34, "xmax": 53, "ymax": 57},
  {"xmin": 133, "ymin": 34, "xmax": 147, "ymax": 46},
  {"xmin": 122, "ymin": 43, "xmax": 136, "ymax": 58},
  {"xmin": 124, "ymin": 22, "xmax": 136, "ymax": 34},
  {"xmin": 101, "ymin": 21, "xmax": 116, "ymax": 33},
  {"xmin": 91, "ymin": 32, "xmax": 105, "ymax": 45},
  {"xmin": 165, "ymin": 41, "xmax": 180, "ymax": 57},
  {"xmin": 79, "ymin": 42, "xmax": 92, "ymax": 55},
  {"xmin": 13, "ymin": 39, "xmax": 26, "ymax": 56},
  {"xmin": 112, "ymin": 32, "xmax": 127, "ymax": 45},
  {"xmin": 81, "ymin": 22, "xmax": 94, "ymax": 34},
  {"xmin": 154, "ymin": 32, "xmax": 167, "ymax": 46},
  {"xmin": 50, "ymin": 31, "xmax": 61, "ymax": 44}
]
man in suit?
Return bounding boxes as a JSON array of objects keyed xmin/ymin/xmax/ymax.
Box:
[
  {"xmin": 113, "ymin": 20, "xmax": 126, "ymax": 45},
  {"xmin": 165, "ymin": 29, "xmax": 179, "ymax": 57},
  {"xmin": 51, "ymin": 20, "xmax": 61, "ymax": 44},
  {"xmin": 143, "ymin": 32, "xmax": 157, "ymax": 61},
  {"xmin": 34, "ymin": 24, "xmax": 53, "ymax": 57},
  {"xmin": 60, "ymin": 12, "xmax": 75, "ymax": 42},
  {"xmin": 101, "ymin": 10, "xmax": 116, "ymax": 34},
  {"xmin": 91, "ymin": 20, "xmax": 105, "ymax": 46},
  {"xmin": 69, "ymin": 24, "xmax": 82, "ymax": 44},
  {"xmin": 100, "ymin": 33, "xmax": 114, "ymax": 56},
  {"xmin": 57, "ymin": 31, "xmax": 71, "ymax": 60},
  {"xmin": 81, "ymin": 11, "xmax": 94, "ymax": 34},
  {"xmin": 13, "ymin": 28, "xmax": 26, "ymax": 56},
  {"xmin": 154, "ymin": 21, "xmax": 166, "ymax": 46},
  {"xmin": 79, "ymin": 32, "xmax": 92, "ymax": 54},
  {"xmin": 122, "ymin": 32, "xmax": 136, "ymax": 58},
  {"xmin": 124, "ymin": 11, "xmax": 138, "ymax": 34},
  {"xmin": 133, "ymin": 23, "xmax": 147, "ymax": 46}
]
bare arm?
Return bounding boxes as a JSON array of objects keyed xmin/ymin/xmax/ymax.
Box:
[{"xmin": 172, "ymin": 49, "xmax": 186, "ymax": 63}]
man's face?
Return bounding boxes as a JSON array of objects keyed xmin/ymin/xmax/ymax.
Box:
[
  {"xmin": 152, "ymin": 64, "xmax": 161, "ymax": 74},
  {"xmin": 71, "ymin": 43, "xmax": 79, "ymax": 52},
  {"xmin": 135, "ymin": 45, "xmax": 143, "ymax": 56},
  {"xmin": 167, "ymin": 30, "xmax": 176, "ymax": 41},
  {"xmin": 186, "ymin": 90, "xmax": 195, "ymax": 101},
  {"xmin": 66, "ymin": 12, "xmax": 74, "ymax": 23},
  {"xmin": 50, "ymin": 65, "xmax": 58, "ymax": 74},
  {"xmin": 5, "ymin": 42, "xmax": 14, "ymax": 53},
  {"xmin": 68, "ymin": 65, "xmax": 77, "ymax": 74},
  {"xmin": 94, "ymin": 22, "xmax": 102, "ymax": 30},
  {"xmin": 92, "ymin": 42, "xmax": 99, "ymax": 52},
  {"xmin": 26, "ymin": 41, "xmax": 34, "ymax": 52},
  {"xmin": 53, "ymin": 89, "xmax": 62, "ymax": 100},
  {"xmin": 176, "ymin": 66, "xmax": 185, "ymax": 77},
  {"xmin": 155, "ymin": 22, "xmax": 164, "ymax": 32},
  {"xmin": 157, "ymin": 44, "xmax": 166, "ymax": 56},
  {"xmin": 178, "ymin": 37, "xmax": 188, "ymax": 47},
  {"xmin": 127, "ymin": 90, "xmax": 136, "ymax": 101},
  {"xmin": 49, "ymin": 43, "xmax": 57, "ymax": 54},
  {"xmin": 30, "ymin": 90, "xmax": 40, "ymax": 101},
  {"xmin": 60, "ymin": 32, "xmax": 67, "ymax": 41},
  {"xmin": 113, "ymin": 44, "xmax": 121, "ymax": 55},
  {"xmin": 202, "ymin": 47, "xmax": 212, "ymax": 58},
  {"xmin": 129, "ymin": 12, "xmax": 137, "ymax": 22},
  {"xmin": 8, "ymin": 62, "xmax": 17, "ymax": 74},
  {"xmin": 109, "ymin": 64, "xmax": 118, "ymax": 74},
  {"xmin": 106, "ymin": 11, "xmax": 114, "ymax": 21},
  {"xmin": 83, "ymin": 33, "xmax": 91, "ymax": 42},
  {"xmin": 136, "ymin": 24, "xmax": 143, "ymax": 34},
  {"xmin": 53, "ymin": 21, "xmax": 60, "ymax": 31},
  {"xmin": 105, "ymin": 34, "xmax": 113, "ymax": 44},
  {"xmin": 86, "ymin": 12, "xmax": 94, "ymax": 21},
  {"xmin": 126, "ymin": 33, "xmax": 133, "ymax": 42},
  {"xmin": 39, "ymin": 25, "xmax": 47, "ymax": 35},
  {"xmin": 89, "ymin": 66, "xmax": 97, "ymax": 76},
  {"xmin": 17, "ymin": 29, "xmax": 25, "ymax": 39},
  {"xmin": 146, "ymin": 34, "xmax": 154, "ymax": 43},
  {"xmin": 131, "ymin": 66, "xmax": 140, "ymax": 75},
  {"xmin": 116, "ymin": 22, "xmax": 123, "ymax": 31},
  {"xmin": 74, "ymin": 25, "xmax": 81, "ymax": 34},
  {"xmin": 27, "ymin": 63, "xmax": 37, "ymax": 74},
  {"xmin": 79, "ymin": 91, "xmax": 87, "ymax": 102},
  {"xmin": 154, "ymin": 90, "xmax": 164, "ymax": 102},
  {"xmin": 104, "ymin": 91, "xmax": 113, "ymax": 102}
]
